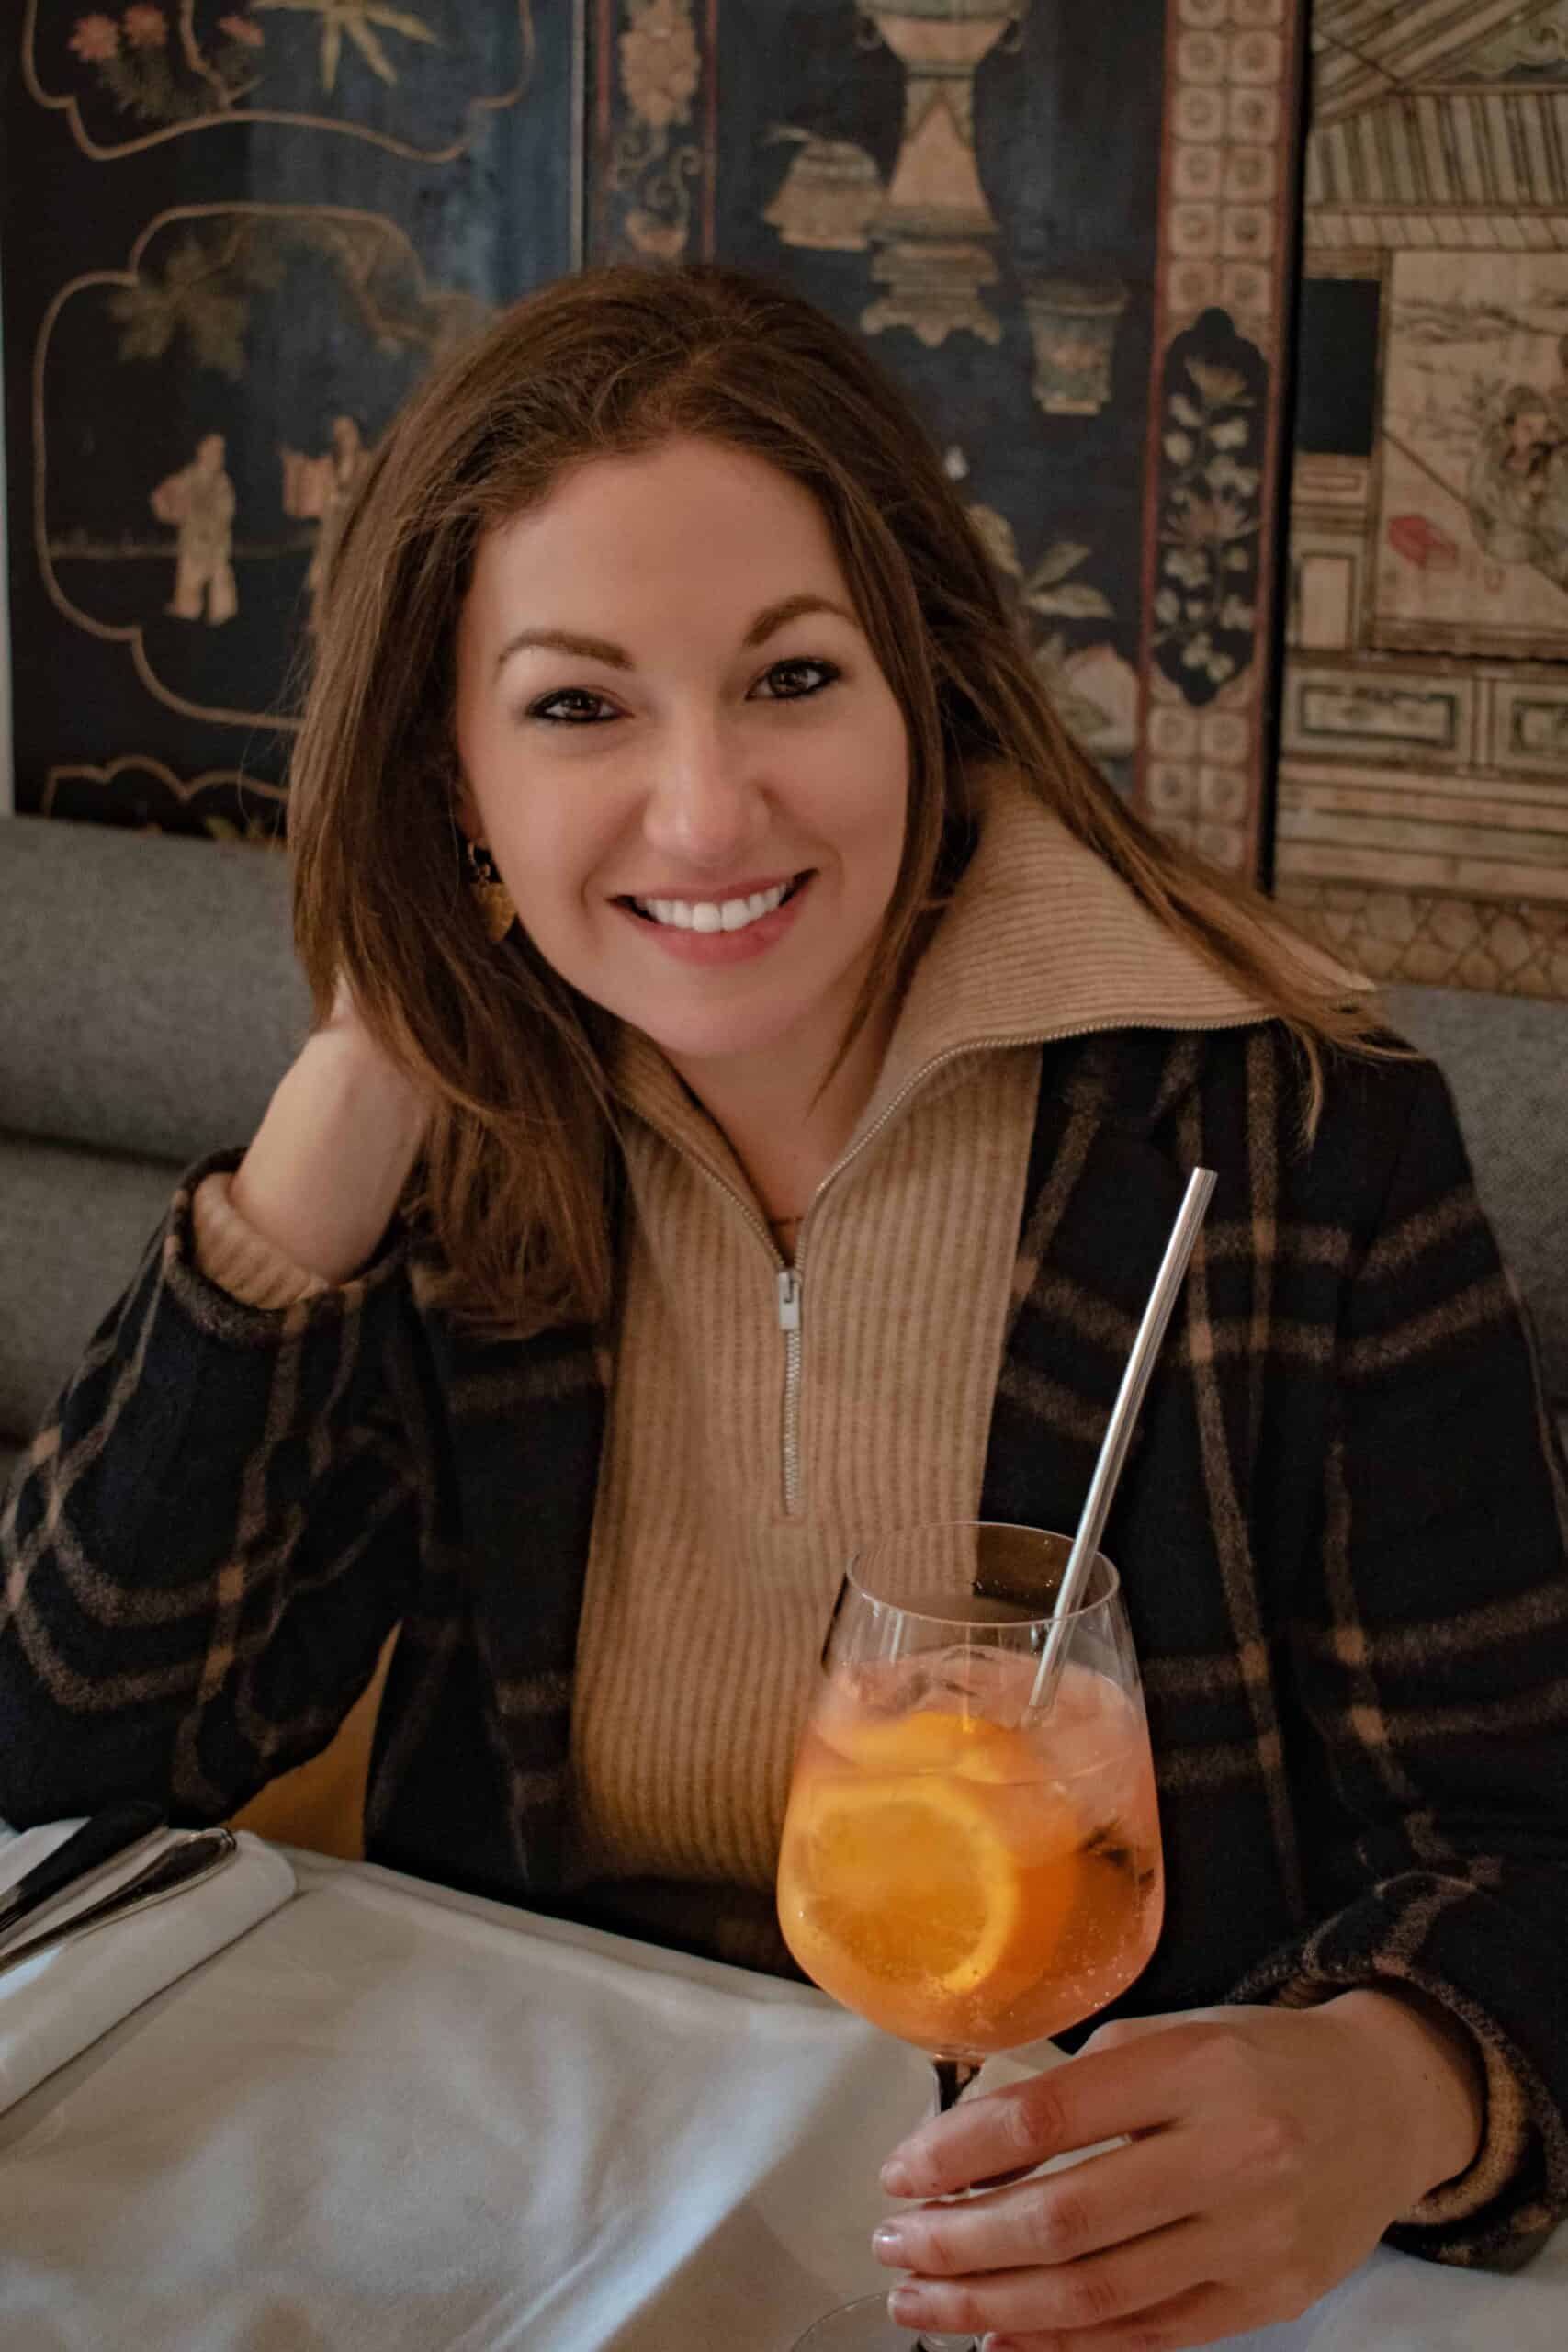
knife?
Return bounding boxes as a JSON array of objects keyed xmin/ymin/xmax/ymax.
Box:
[
  {"xmin": 0, "ymin": 1828, "xmax": 238, "ymax": 1980},
  {"xmin": 0, "ymin": 1801, "xmax": 166, "ymax": 1943}
]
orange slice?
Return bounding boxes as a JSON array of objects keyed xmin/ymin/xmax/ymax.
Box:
[{"xmin": 783, "ymin": 1770, "xmax": 1039, "ymax": 1999}]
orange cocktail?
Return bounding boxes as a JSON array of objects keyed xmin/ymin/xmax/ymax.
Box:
[
  {"xmin": 777, "ymin": 1648, "xmax": 1163, "ymax": 2057},
  {"xmin": 777, "ymin": 1528, "xmax": 1162, "ymax": 2351}
]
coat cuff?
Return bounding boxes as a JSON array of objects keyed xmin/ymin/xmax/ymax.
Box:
[
  {"xmin": 163, "ymin": 1150, "xmax": 412, "ymax": 1340},
  {"xmin": 1233, "ymin": 1942, "xmax": 1555, "ymax": 2266}
]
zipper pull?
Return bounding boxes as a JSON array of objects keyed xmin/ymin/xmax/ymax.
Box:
[{"xmin": 776, "ymin": 1268, "xmax": 802, "ymax": 1331}]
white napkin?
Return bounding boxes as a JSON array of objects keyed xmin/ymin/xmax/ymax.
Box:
[{"xmin": 0, "ymin": 1817, "xmax": 296, "ymax": 2115}]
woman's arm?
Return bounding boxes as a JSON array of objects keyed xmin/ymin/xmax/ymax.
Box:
[
  {"xmin": 1237, "ymin": 1057, "xmax": 1568, "ymax": 2262},
  {"xmin": 0, "ymin": 1005, "xmax": 434, "ymax": 1830}
]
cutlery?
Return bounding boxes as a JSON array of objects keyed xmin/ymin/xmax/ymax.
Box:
[
  {"xmin": 0, "ymin": 1828, "xmax": 238, "ymax": 1980},
  {"xmin": 0, "ymin": 1801, "xmax": 165, "ymax": 1942}
]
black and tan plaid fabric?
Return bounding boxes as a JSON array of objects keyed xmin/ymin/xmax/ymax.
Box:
[{"xmin": 3, "ymin": 1023, "xmax": 1565, "ymax": 2267}]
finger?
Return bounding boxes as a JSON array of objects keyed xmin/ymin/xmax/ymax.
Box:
[
  {"xmin": 874, "ymin": 2130, "xmax": 1208, "ymax": 2277},
  {"xmin": 882, "ymin": 2030, "xmax": 1199, "ymax": 2199},
  {"xmin": 886, "ymin": 2223, "xmax": 1213, "ymax": 2343},
  {"xmin": 977, "ymin": 2280, "xmax": 1249, "ymax": 2352}
]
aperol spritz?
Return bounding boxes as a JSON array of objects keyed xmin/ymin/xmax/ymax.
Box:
[{"xmin": 776, "ymin": 1524, "xmax": 1162, "ymax": 2352}]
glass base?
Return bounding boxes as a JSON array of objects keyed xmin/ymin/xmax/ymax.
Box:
[{"xmin": 790, "ymin": 2293, "xmax": 976, "ymax": 2352}]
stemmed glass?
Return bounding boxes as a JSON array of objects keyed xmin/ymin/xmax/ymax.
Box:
[{"xmin": 775, "ymin": 1521, "xmax": 1164, "ymax": 2352}]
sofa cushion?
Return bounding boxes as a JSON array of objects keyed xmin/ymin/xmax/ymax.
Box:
[
  {"xmin": 0, "ymin": 815, "xmax": 310, "ymax": 1166},
  {"xmin": 1382, "ymin": 983, "xmax": 1567, "ymax": 1409},
  {"xmin": 0, "ymin": 1136, "xmax": 180, "ymax": 1446}
]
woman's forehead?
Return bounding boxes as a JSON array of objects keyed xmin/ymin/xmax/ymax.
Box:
[
  {"xmin": 462, "ymin": 441, "xmax": 855, "ymax": 642},
  {"xmin": 491, "ymin": 435, "xmax": 829, "ymax": 544}
]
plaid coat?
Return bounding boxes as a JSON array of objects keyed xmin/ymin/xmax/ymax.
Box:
[{"xmin": 4, "ymin": 1022, "xmax": 1566, "ymax": 2267}]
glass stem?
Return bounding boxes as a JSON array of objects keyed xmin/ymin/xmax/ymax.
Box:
[
  {"xmin": 912, "ymin": 2059, "xmax": 984, "ymax": 2352},
  {"xmin": 931, "ymin": 2057, "xmax": 981, "ymax": 2117}
]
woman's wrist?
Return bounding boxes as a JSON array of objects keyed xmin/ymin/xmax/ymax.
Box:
[
  {"xmin": 231, "ymin": 1025, "xmax": 429, "ymax": 1283},
  {"xmin": 1323, "ymin": 1984, "xmax": 1485, "ymax": 2206}
]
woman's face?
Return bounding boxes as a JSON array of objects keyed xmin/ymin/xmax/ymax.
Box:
[{"xmin": 453, "ymin": 435, "xmax": 909, "ymax": 1085}]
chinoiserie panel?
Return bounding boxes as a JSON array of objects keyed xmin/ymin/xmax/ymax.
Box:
[
  {"xmin": 5, "ymin": 2, "xmax": 1309, "ymax": 876},
  {"xmin": 1278, "ymin": 0, "xmax": 1568, "ymax": 1000},
  {"xmin": 3, "ymin": 1, "xmax": 580, "ymax": 838}
]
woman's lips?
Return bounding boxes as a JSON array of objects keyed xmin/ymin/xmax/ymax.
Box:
[{"xmin": 615, "ymin": 871, "xmax": 815, "ymax": 965}]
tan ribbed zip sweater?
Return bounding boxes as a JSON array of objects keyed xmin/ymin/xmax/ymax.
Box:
[{"xmin": 196, "ymin": 774, "xmax": 1307, "ymax": 1931}]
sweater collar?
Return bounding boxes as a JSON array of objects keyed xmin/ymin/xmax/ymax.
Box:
[
  {"xmin": 860, "ymin": 765, "xmax": 1270, "ymax": 1125},
  {"xmin": 608, "ymin": 766, "xmax": 1312, "ymax": 1176}
]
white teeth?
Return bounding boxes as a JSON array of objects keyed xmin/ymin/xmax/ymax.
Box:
[{"xmin": 631, "ymin": 880, "xmax": 792, "ymax": 933}]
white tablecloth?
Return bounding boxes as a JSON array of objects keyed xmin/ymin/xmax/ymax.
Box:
[
  {"xmin": 0, "ymin": 1849, "xmax": 1563, "ymax": 2349},
  {"xmin": 0, "ymin": 1823, "xmax": 295, "ymax": 2115}
]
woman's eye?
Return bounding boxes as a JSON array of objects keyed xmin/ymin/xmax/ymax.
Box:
[
  {"xmin": 752, "ymin": 657, "xmax": 839, "ymax": 701},
  {"xmin": 527, "ymin": 687, "xmax": 618, "ymax": 724}
]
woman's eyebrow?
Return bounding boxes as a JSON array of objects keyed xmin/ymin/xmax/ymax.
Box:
[
  {"xmin": 495, "ymin": 627, "xmax": 631, "ymax": 675},
  {"xmin": 493, "ymin": 594, "xmax": 856, "ymax": 677},
  {"xmin": 742, "ymin": 592, "xmax": 857, "ymax": 645}
]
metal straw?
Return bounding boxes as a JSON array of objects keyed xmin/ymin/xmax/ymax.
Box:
[{"xmin": 1028, "ymin": 1166, "xmax": 1218, "ymax": 1713}]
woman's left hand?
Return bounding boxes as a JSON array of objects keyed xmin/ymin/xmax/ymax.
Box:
[{"xmin": 871, "ymin": 1993, "xmax": 1483, "ymax": 2349}]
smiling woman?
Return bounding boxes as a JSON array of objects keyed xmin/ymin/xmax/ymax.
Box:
[{"xmin": 4, "ymin": 264, "xmax": 1567, "ymax": 2345}]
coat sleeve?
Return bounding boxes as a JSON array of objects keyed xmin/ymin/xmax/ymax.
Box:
[
  {"xmin": 0, "ymin": 1155, "xmax": 425, "ymax": 1830},
  {"xmin": 1234, "ymin": 1058, "xmax": 1568, "ymax": 2268}
]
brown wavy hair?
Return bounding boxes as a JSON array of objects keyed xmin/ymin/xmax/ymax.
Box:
[{"xmin": 289, "ymin": 262, "xmax": 1377, "ymax": 1336}]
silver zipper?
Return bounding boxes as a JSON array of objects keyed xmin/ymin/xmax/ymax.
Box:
[
  {"xmin": 633, "ymin": 1008, "xmax": 1259, "ymax": 1521},
  {"xmin": 615, "ymin": 1125, "xmax": 801, "ymax": 1507},
  {"xmin": 776, "ymin": 1269, "xmax": 804, "ymax": 1515}
]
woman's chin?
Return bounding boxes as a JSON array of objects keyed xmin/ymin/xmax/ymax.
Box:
[{"xmin": 622, "ymin": 1008, "xmax": 819, "ymax": 1075}]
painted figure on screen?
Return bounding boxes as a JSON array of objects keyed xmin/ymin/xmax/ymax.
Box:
[
  {"xmin": 283, "ymin": 413, "xmax": 374, "ymax": 628},
  {"xmin": 150, "ymin": 431, "xmax": 238, "ymax": 624}
]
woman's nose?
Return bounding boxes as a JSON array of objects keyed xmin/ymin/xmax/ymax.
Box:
[{"xmin": 640, "ymin": 721, "xmax": 765, "ymax": 870}]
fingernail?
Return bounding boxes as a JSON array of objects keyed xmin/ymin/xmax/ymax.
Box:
[
  {"xmin": 872, "ymin": 2222, "xmax": 910, "ymax": 2265},
  {"xmin": 887, "ymin": 2287, "xmax": 929, "ymax": 2324},
  {"xmin": 879, "ymin": 2157, "xmax": 914, "ymax": 2196}
]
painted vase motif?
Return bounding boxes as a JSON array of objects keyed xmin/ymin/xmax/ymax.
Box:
[
  {"xmin": 1022, "ymin": 278, "xmax": 1129, "ymax": 415},
  {"xmin": 763, "ymin": 130, "xmax": 886, "ymax": 252},
  {"xmin": 860, "ymin": 0, "xmax": 1026, "ymax": 348}
]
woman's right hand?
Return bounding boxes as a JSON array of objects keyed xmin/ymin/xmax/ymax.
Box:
[{"xmin": 228, "ymin": 979, "xmax": 433, "ymax": 1284}]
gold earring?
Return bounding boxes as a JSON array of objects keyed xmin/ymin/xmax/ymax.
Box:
[{"xmin": 465, "ymin": 839, "xmax": 516, "ymax": 944}]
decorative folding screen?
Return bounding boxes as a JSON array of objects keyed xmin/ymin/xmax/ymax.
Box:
[
  {"xmin": 4, "ymin": 1, "xmax": 1305, "ymax": 883},
  {"xmin": 1276, "ymin": 1, "xmax": 1568, "ymax": 1000}
]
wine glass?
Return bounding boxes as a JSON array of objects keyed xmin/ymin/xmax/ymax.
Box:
[{"xmin": 775, "ymin": 1521, "xmax": 1164, "ymax": 2352}]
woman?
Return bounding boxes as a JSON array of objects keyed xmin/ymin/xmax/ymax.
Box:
[{"xmin": 4, "ymin": 265, "xmax": 1565, "ymax": 2343}]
